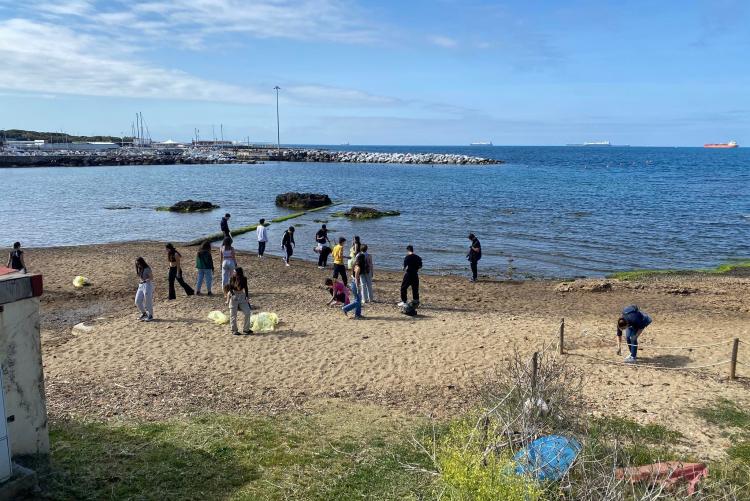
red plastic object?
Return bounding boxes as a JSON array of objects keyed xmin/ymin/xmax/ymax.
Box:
[
  {"xmin": 615, "ymin": 462, "xmax": 708, "ymax": 495},
  {"xmin": 0, "ymin": 267, "xmax": 15, "ymax": 276}
]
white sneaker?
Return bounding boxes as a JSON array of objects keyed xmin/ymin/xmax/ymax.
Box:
[
  {"xmin": 624, "ymin": 356, "xmax": 636, "ymax": 363},
  {"xmin": 397, "ymin": 301, "xmax": 406, "ymax": 307},
  {"xmin": 285, "ymin": 263, "xmax": 291, "ymax": 267}
]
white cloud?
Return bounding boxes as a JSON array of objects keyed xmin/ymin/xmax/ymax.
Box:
[{"xmin": 429, "ymin": 35, "xmax": 458, "ymax": 48}]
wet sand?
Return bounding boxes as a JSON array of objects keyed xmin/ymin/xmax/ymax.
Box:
[{"xmin": 28, "ymin": 242, "xmax": 750, "ymax": 458}]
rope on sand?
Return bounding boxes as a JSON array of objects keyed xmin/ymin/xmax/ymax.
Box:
[
  {"xmin": 570, "ymin": 352, "xmax": 732, "ymax": 371},
  {"xmin": 578, "ymin": 331, "xmax": 736, "ymax": 350}
]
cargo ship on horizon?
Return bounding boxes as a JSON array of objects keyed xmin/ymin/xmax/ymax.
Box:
[{"xmin": 704, "ymin": 141, "xmax": 738, "ymax": 148}]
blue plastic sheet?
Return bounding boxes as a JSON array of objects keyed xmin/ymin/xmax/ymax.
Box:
[{"xmin": 514, "ymin": 435, "xmax": 581, "ymax": 481}]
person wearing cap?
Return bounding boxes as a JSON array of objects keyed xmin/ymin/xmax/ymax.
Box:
[
  {"xmin": 467, "ymin": 233, "xmax": 482, "ymax": 282},
  {"xmin": 220, "ymin": 213, "xmax": 231, "ymax": 238},
  {"xmin": 332, "ymin": 237, "xmax": 348, "ymax": 285}
]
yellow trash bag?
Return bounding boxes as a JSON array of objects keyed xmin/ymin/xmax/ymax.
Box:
[
  {"xmin": 73, "ymin": 276, "xmax": 90, "ymax": 288},
  {"xmin": 250, "ymin": 312, "xmax": 279, "ymax": 332},
  {"xmin": 207, "ymin": 310, "xmax": 229, "ymax": 325}
]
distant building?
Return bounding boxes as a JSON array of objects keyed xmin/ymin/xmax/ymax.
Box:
[{"xmin": 192, "ymin": 140, "xmax": 233, "ymax": 148}]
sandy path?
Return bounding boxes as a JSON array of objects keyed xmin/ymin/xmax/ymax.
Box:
[{"xmin": 25, "ymin": 242, "xmax": 750, "ymax": 458}]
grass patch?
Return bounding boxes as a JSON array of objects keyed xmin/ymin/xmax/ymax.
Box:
[
  {"xmin": 590, "ymin": 416, "xmax": 683, "ymax": 445},
  {"xmin": 608, "ymin": 259, "xmax": 750, "ymax": 281},
  {"xmin": 728, "ymin": 441, "xmax": 750, "ymax": 464},
  {"xmin": 23, "ymin": 404, "xmax": 435, "ymax": 500},
  {"xmin": 694, "ymin": 398, "xmax": 750, "ymax": 429}
]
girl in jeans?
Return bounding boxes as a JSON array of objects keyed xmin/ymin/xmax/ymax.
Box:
[
  {"xmin": 226, "ymin": 267, "xmax": 253, "ymax": 336},
  {"xmin": 220, "ymin": 237, "xmax": 237, "ymax": 287},
  {"xmin": 166, "ymin": 243, "xmax": 194, "ymax": 299},
  {"xmin": 134, "ymin": 257, "xmax": 154, "ymax": 321},
  {"xmin": 195, "ymin": 240, "xmax": 214, "ymax": 295},
  {"xmin": 342, "ymin": 259, "xmax": 363, "ymax": 319}
]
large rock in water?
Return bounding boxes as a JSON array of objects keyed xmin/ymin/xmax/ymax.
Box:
[
  {"xmin": 159, "ymin": 200, "xmax": 219, "ymax": 212},
  {"xmin": 275, "ymin": 192, "xmax": 332, "ymax": 209},
  {"xmin": 339, "ymin": 206, "xmax": 400, "ymax": 219}
]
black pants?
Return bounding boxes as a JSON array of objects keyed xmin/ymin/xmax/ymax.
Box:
[
  {"xmin": 318, "ymin": 246, "xmax": 331, "ymax": 267},
  {"xmin": 401, "ymin": 273, "xmax": 419, "ymax": 303},
  {"xmin": 223, "ymin": 230, "xmax": 231, "ymax": 239},
  {"xmin": 258, "ymin": 241, "xmax": 266, "ymax": 256},
  {"xmin": 284, "ymin": 244, "xmax": 294, "ymax": 261},
  {"xmin": 470, "ymin": 259, "xmax": 479, "ymax": 280},
  {"xmin": 168, "ymin": 267, "xmax": 194, "ymax": 299},
  {"xmin": 333, "ymin": 264, "xmax": 348, "ymax": 285}
]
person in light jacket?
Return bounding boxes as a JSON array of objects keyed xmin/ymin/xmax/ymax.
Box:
[
  {"xmin": 257, "ymin": 218, "xmax": 268, "ymax": 258},
  {"xmin": 135, "ymin": 257, "xmax": 154, "ymax": 321}
]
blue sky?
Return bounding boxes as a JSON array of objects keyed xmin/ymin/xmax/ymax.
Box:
[{"xmin": 0, "ymin": 0, "xmax": 748, "ymax": 145}]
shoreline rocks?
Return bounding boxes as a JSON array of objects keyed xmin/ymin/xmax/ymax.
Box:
[
  {"xmin": 275, "ymin": 192, "xmax": 332, "ymax": 210},
  {"xmin": 157, "ymin": 200, "xmax": 219, "ymax": 213},
  {"xmin": 334, "ymin": 207, "xmax": 401, "ymax": 220},
  {"xmin": 269, "ymin": 149, "xmax": 501, "ymax": 165}
]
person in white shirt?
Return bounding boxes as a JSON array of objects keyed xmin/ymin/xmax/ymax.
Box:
[{"xmin": 257, "ymin": 218, "xmax": 268, "ymax": 258}]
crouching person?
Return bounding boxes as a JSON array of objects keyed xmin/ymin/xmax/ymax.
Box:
[{"xmin": 617, "ymin": 305, "xmax": 652, "ymax": 363}]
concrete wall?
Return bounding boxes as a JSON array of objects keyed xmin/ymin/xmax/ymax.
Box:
[{"xmin": 0, "ymin": 297, "xmax": 49, "ymax": 456}]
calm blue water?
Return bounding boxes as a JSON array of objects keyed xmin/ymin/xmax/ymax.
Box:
[{"xmin": 1, "ymin": 146, "xmax": 748, "ymax": 278}]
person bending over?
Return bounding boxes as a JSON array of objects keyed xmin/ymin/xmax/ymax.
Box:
[
  {"xmin": 616, "ymin": 305, "xmax": 652, "ymax": 363},
  {"xmin": 325, "ymin": 278, "xmax": 349, "ymax": 307}
]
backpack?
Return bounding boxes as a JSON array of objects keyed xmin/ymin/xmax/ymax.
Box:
[{"xmin": 400, "ymin": 302, "xmax": 417, "ymax": 317}]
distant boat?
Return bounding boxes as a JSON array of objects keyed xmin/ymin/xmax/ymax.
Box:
[
  {"xmin": 566, "ymin": 140, "xmax": 612, "ymax": 147},
  {"xmin": 704, "ymin": 141, "xmax": 738, "ymax": 149},
  {"xmin": 470, "ymin": 141, "xmax": 493, "ymax": 146}
]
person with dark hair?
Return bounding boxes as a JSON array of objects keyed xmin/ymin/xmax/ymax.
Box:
[
  {"xmin": 195, "ymin": 240, "xmax": 214, "ymax": 295},
  {"xmin": 315, "ymin": 224, "xmax": 331, "ymax": 268},
  {"xmin": 467, "ymin": 233, "xmax": 482, "ymax": 282},
  {"xmin": 332, "ymin": 237, "xmax": 348, "ymax": 285},
  {"xmin": 348, "ymin": 235, "xmax": 361, "ymax": 270},
  {"xmin": 359, "ymin": 244, "xmax": 374, "ymax": 303},
  {"xmin": 219, "ymin": 237, "xmax": 236, "ymax": 288},
  {"xmin": 135, "ymin": 257, "xmax": 154, "ymax": 321},
  {"xmin": 325, "ymin": 278, "xmax": 349, "ymax": 307},
  {"xmin": 281, "ymin": 226, "xmax": 295, "ymax": 266},
  {"xmin": 226, "ymin": 267, "xmax": 252, "ymax": 336},
  {"xmin": 256, "ymin": 218, "xmax": 268, "ymax": 258},
  {"xmin": 398, "ymin": 245, "xmax": 422, "ymax": 307},
  {"xmin": 166, "ymin": 243, "xmax": 194, "ymax": 299},
  {"xmin": 342, "ymin": 254, "xmax": 363, "ymax": 319},
  {"xmin": 616, "ymin": 305, "xmax": 652, "ymax": 363},
  {"xmin": 7, "ymin": 241, "xmax": 26, "ymax": 273},
  {"xmin": 220, "ymin": 213, "xmax": 231, "ymax": 238}
]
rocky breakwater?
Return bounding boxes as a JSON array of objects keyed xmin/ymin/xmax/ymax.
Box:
[{"xmin": 269, "ymin": 149, "xmax": 501, "ymax": 165}]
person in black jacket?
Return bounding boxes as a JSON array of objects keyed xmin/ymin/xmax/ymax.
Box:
[
  {"xmin": 399, "ymin": 245, "xmax": 422, "ymax": 306},
  {"xmin": 220, "ymin": 213, "xmax": 231, "ymax": 238},
  {"xmin": 467, "ymin": 233, "xmax": 482, "ymax": 282},
  {"xmin": 281, "ymin": 226, "xmax": 295, "ymax": 266}
]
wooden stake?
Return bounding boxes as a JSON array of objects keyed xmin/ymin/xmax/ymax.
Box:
[
  {"xmin": 559, "ymin": 318, "xmax": 565, "ymax": 354},
  {"xmin": 730, "ymin": 338, "xmax": 739, "ymax": 380},
  {"xmin": 531, "ymin": 352, "xmax": 538, "ymax": 391}
]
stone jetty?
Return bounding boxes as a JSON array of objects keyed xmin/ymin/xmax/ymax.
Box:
[{"xmin": 269, "ymin": 149, "xmax": 501, "ymax": 165}]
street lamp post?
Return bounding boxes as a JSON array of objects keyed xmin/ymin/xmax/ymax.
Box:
[{"xmin": 274, "ymin": 86, "xmax": 281, "ymax": 149}]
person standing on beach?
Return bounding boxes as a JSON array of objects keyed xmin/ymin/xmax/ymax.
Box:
[
  {"xmin": 332, "ymin": 237, "xmax": 348, "ymax": 285},
  {"xmin": 281, "ymin": 226, "xmax": 295, "ymax": 266},
  {"xmin": 134, "ymin": 257, "xmax": 154, "ymax": 321},
  {"xmin": 165, "ymin": 243, "xmax": 194, "ymax": 299},
  {"xmin": 399, "ymin": 245, "xmax": 422, "ymax": 307},
  {"xmin": 219, "ymin": 237, "xmax": 237, "ymax": 288},
  {"xmin": 257, "ymin": 218, "xmax": 268, "ymax": 258},
  {"xmin": 221, "ymin": 213, "xmax": 231, "ymax": 238},
  {"xmin": 348, "ymin": 236, "xmax": 361, "ymax": 270},
  {"xmin": 359, "ymin": 244, "xmax": 374, "ymax": 303},
  {"xmin": 342, "ymin": 256, "xmax": 363, "ymax": 319},
  {"xmin": 226, "ymin": 267, "xmax": 253, "ymax": 336},
  {"xmin": 6, "ymin": 241, "xmax": 26, "ymax": 273},
  {"xmin": 195, "ymin": 241, "xmax": 214, "ymax": 295},
  {"xmin": 467, "ymin": 233, "xmax": 482, "ymax": 282},
  {"xmin": 315, "ymin": 224, "xmax": 331, "ymax": 268},
  {"xmin": 616, "ymin": 305, "xmax": 652, "ymax": 363}
]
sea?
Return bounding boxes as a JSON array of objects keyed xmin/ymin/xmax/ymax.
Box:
[{"xmin": 1, "ymin": 146, "xmax": 748, "ymax": 279}]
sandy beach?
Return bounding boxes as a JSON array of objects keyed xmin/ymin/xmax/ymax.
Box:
[{"xmin": 31, "ymin": 242, "xmax": 750, "ymax": 459}]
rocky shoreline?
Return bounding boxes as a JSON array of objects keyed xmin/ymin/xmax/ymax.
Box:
[{"xmin": 268, "ymin": 149, "xmax": 501, "ymax": 165}]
